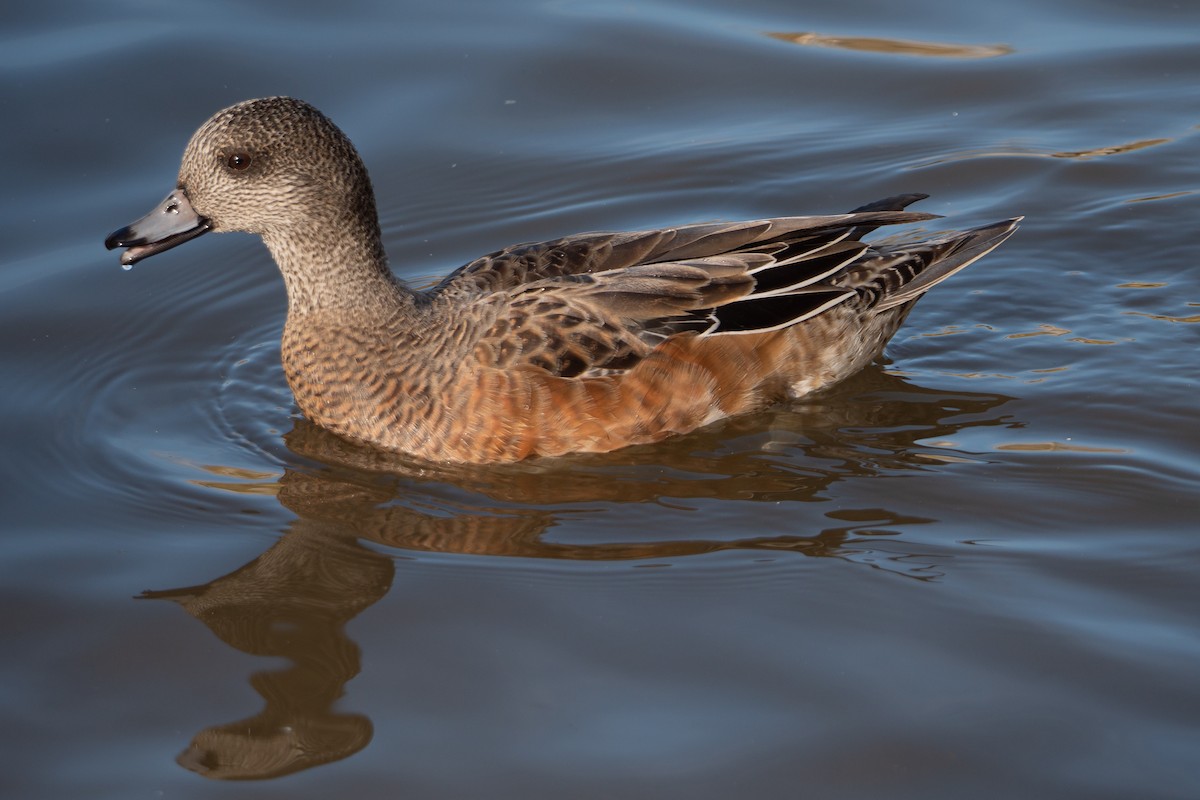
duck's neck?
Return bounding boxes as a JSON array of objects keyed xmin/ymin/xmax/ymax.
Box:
[{"xmin": 264, "ymin": 214, "xmax": 417, "ymax": 320}]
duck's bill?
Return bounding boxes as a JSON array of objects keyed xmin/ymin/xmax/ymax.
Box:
[{"xmin": 105, "ymin": 188, "xmax": 211, "ymax": 266}]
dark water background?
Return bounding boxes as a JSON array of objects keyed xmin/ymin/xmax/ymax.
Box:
[{"xmin": 2, "ymin": 1, "xmax": 1198, "ymax": 797}]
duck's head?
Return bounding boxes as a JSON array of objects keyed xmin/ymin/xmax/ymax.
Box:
[{"xmin": 106, "ymin": 97, "xmax": 376, "ymax": 267}]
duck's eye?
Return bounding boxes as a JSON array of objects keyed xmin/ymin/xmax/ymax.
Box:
[{"xmin": 226, "ymin": 153, "xmax": 253, "ymax": 171}]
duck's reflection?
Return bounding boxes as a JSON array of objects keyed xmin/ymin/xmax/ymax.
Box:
[
  {"xmin": 143, "ymin": 523, "xmax": 385, "ymax": 780},
  {"xmin": 142, "ymin": 368, "xmax": 1014, "ymax": 780}
]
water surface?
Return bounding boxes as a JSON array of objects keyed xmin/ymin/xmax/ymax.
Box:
[{"xmin": 2, "ymin": 0, "xmax": 1198, "ymax": 798}]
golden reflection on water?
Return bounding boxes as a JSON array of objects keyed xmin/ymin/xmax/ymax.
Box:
[
  {"xmin": 1005, "ymin": 324, "xmax": 1071, "ymax": 340},
  {"xmin": 1124, "ymin": 190, "xmax": 1195, "ymax": 204},
  {"xmin": 1126, "ymin": 310, "xmax": 1200, "ymax": 324},
  {"xmin": 767, "ymin": 31, "xmax": 1013, "ymax": 59},
  {"xmin": 917, "ymin": 323, "xmax": 995, "ymax": 338},
  {"xmin": 995, "ymin": 441, "xmax": 1127, "ymax": 453},
  {"xmin": 1004, "ymin": 325, "xmax": 1123, "ymax": 347},
  {"xmin": 909, "ymin": 136, "xmax": 1175, "ymax": 167},
  {"xmin": 1051, "ymin": 138, "xmax": 1171, "ymax": 159},
  {"xmin": 144, "ymin": 370, "xmax": 1016, "ymax": 780}
]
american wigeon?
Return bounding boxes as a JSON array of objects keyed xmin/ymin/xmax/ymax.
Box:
[{"xmin": 107, "ymin": 97, "xmax": 1018, "ymax": 463}]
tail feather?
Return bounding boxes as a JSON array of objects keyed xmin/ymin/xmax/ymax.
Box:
[{"xmin": 873, "ymin": 217, "xmax": 1022, "ymax": 311}]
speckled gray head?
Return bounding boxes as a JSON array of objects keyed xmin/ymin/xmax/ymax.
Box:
[{"xmin": 105, "ymin": 97, "xmax": 379, "ymax": 267}]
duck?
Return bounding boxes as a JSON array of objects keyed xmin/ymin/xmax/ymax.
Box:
[{"xmin": 106, "ymin": 97, "xmax": 1019, "ymax": 464}]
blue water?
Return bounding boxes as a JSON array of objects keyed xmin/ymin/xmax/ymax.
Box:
[{"xmin": 2, "ymin": 1, "xmax": 1198, "ymax": 798}]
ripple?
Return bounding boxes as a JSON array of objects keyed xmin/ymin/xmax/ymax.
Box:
[
  {"xmin": 11, "ymin": 246, "xmax": 292, "ymax": 525},
  {"xmin": 210, "ymin": 322, "xmax": 297, "ymax": 469}
]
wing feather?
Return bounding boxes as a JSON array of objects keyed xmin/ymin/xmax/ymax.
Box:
[{"xmin": 456, "ymin": 199, "xmax": 1018, "ymax": 380}]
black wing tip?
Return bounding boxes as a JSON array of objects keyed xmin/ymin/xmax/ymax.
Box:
[{"xmin": 848, "ymin": 193, "xmax": 931, "ymax": 214}]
